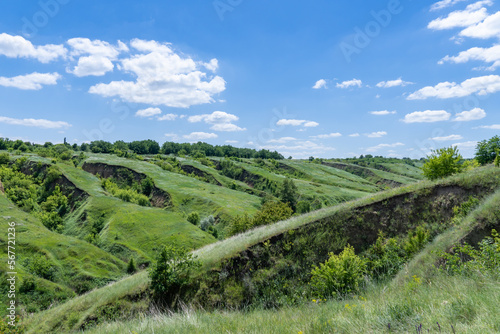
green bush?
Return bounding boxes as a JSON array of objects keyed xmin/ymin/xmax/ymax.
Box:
[
  {"xmin": 279, "ymin": 178, "xmax": 298, "ymax": 210},
  {"xmin": 422, "ymin": 146, "xmax": 464, "ymax": 180},
  {"xmin": 296, "ymin": 200, "xmax": 311, "ymax": 214},
  {"xmin": 187, "ymin": 212, "xmax": 200, "ymax": 225},
  {"xmin": 310, "ymin": 245, "xmax": 367, "ymax": 298},
  {"xmin": 403, "ymin": 226, "xmax": 430, "ymax": 257},
  {"xmin": 0, "ymin": 152, "xmax": 9, "ymax": 165},
  {"xmin": 126, "ymin": 258, "xmax": 136, "ymax": 274},
  {"xmin": 149, "ymin": 245, "xmax": 201, "ymax": 300}
]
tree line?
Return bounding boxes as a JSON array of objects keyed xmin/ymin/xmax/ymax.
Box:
[{"xmin": 0, "ymin": 138, "xmax": 284, "ymax": 160}]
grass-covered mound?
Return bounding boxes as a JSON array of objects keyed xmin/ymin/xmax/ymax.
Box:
[{"xmin": 22, "ymin": 165, "xmax": 500, "ymax": 333}]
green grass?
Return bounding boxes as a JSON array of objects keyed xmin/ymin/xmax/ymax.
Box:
[{"xmin": 22, "ymin": 165, "xmax": 500, "ymax": 333}]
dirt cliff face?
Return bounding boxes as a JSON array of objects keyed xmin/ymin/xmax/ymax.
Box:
[
  {"xmin": 82, "ymin": 162, "xmax": 172, "ymax": 208},
  {"xmin": 180, "ymin": 164, "xmax": 222, "ymax": 186}
]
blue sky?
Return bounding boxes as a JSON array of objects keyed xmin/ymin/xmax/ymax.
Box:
[{"xmin": 0, "ymin": 0, "xmax": 499, "ymax": 158}]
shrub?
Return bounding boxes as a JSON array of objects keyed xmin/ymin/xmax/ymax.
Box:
[
  {"xmin": 403, "ymin": 226, "xmax": 430, "ymax": 257},
  {"xmin": 22, "ymin": 255, "xmax": 56, "ymax": 281},
  {"xmin": 252, "ymin": 201, "xmax": 293, "ymax": 227},
  {"xmin": 0, "ymin": 152, "xmax": 9, "ymax": 165},
  {"xmin": 279, "ymin": 178, "xmax": 298, "ymax": 210},
  {"xmin": 365, "ymin": 232, "xmax": 407, "ymax": 279},
  {"xmin": 187, "ymin": 212, "xmax": 200, "ymax": 225},
  {"xmin": 422, "ymin": 146, "xmax": 463, "ymax": 180},
  {"xmin": 127, "ymin": 258, "xmax": 136, "ymax": 274},
  {"xmin": 310, "ymin": 245, "xmax": 367, "ymax": 298},
  {"xmin": 200, "ymin": 215, "xmax": 215, "ymax": 231},
  {"xmin": 296, "ymin": 200, "xmax": 311, "ymax": 214},
  {"xmin": 149, "ymin": 245, "xmax": 201, "ymax": 299}
]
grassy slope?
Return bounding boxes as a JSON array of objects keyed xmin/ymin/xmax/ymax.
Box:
[
  {"xmin": 85, "ymin": 178, "xmax": 500, "ymax": 334},
  {"xmin": 23, "ymin": 166, "xmax": 500, "ymax": 333},
  {"xmin": 56, "ymin": 161, "xmax": 216, "ymax": 261},
  {"xmin": 84, "ymin": 154, "xmax": 261, "ymax": 218}
]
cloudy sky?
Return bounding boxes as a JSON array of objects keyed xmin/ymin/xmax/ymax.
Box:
[{"xmin": 0, "ymin": 0, "xmax": 499, "ymax": 158}]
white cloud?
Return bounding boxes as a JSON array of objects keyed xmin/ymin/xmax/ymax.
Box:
[
  {"xmin": 69, "ymin": 56, "xmax": 114, "ymax": 77},
  {"xmin": 403, "ymin": 110, "xmax": 451, "ymax": 123},
  {"xmin": 0, "ymin": 72, "xmax": 61, "ymax": 90},
  {"xmin": 312, "ymin": 79, "xmax": 327, "ymax": 89},
  {"xmin": 89, "ymin": 39, "xmax": 225, "ymax": 108},
  {"xmin": 157, "ymin": 113, "xmax": 178, "ymax": 121},
  {"xmin": 460, "ymin": 11, "xmax": 500, "ymax": 39},
  {"xmin": 202, "ymin": 59, "xmax": 219, "ymax": 72},
  {"xmin": 376, "ymin": 78, "xmax": 413, "ymax": 88},
  {"xmin": 277, "ymin": 119, "xmax": 319, "ymax": 127},
  {"xmin": 164, "ymin": 133, "xmax": 180, "ymax": 141},
  {"xmin": 428, "ymin": 1, "xmax": 492, "ymax": 30},
  {"xmin": 453, "ymin": 107, "xmax": 486, "ymax": 121},
  {"xmin": 268, "ymin": 137, "xmax": 297, "ymax": 143},
  {"xmin": 135, "ymin": 107, "xmax": 162, "ymax": 118},
  {"xmin": 225, "ymin": 140, "xmax": 239, "ymax": 144},
  {"xmin": 365, "ymin": 131, "xmax": 388, "ymax": 138},
  {"xmin": 0, "ymin": 33, "xmax": 66, "ymax": 63},
  {"xmin": 311, "ymin": 133, "xmax": 342, "ymax": 139},
  {"xmin": 431, "ymin": 134, "xmax": 464, "ymax": 141},
  {"xmin": 453, "ymin": 141, "xmax": 478, "ymax": 149},
  {"xmin": 407, "ymin": 75, "xmax": 500, "ymax": 99},
  {"xmin": 430, "ymin": 0, "xmax": 467, "ymax": 11},
  {"xmin": 366, "ymin": 142, "xmax": 404, "ymax": 152},
  {"xmin": 210, "ymin": 123, "xmax": 246, "ymax": 132},
  {"xmin": 67, "ymin": 38, "xmax": 127, "ymax": 58},
  {"xmin": 440, "ymin": 44, "xmax": 500, "ymax": 70},
  {"xmin": 183, "ymin": 132, "xmax": 218, "ymax": 141},
  {"xmin": 370, "ymin": 110, "xmax": 397, "ymax": 115},
  {"xmin": 474, "ymin": 124, "xmax": 500, "ymax": 129},
  {"xmin": 0, "ymin": 116, "xmax": 71, "ymax": 129},
  {"xmin": 336, "ymin": 79, "xmax": 362, "ymax": 89},
  {"xmin": 349, "ymin": 133, "xmax": 360, "ymax": 137},
  {"xmin": 188, "ymin": 111, "xmax": 245, "ymax": 132}
]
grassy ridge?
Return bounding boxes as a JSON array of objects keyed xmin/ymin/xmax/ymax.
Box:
[{"xmin": 22, "ymin": 165, "xmax": 500, "ymax": 333}]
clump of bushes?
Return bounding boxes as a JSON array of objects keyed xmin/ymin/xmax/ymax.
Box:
[{"xmin": 101, "ymin": 178, "xmax": 151, "ymax": 207}]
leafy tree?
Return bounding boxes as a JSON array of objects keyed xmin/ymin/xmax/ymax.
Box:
[
  {"xmin": 296, "ymin": 200, "xmax": 311, "ymax": 214},
  {"xmin": 187, "ymin": 211, "xmax": 200, "ymax": 225},
  {"xmin": 495, "ymin": 149, "xmax": 500, "ymax": 168},
  {"xmin": 0, "ymin": 152, "xmax": 9, "ymax": 165},
  {"xmin": 475, "ymin": 135, "xmax": 500, "ymax": 165},
  {"xmin": 252, "ymin": 200, "xmax": 293, "ymax": 227},
  {"xmin": 422, "ymin": 146, "xmax": 463, "ymax": 180},
  {"xmin": 310, "ymin": 245, "xmax": 367, "ymax": 298},
  {"xmin": 127, "ymin": 258, "xmax": 136, "ymax": 274},
  {"xmin": 149, "ymin": 245, "xmax": 201, "ymax": 300},
  {"xmin": 279, "ymin": 178, "xmax": 298, "ymax": 210}
]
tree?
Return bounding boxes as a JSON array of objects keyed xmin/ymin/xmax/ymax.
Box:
[
  {"xmin": 475, "ymin": 135, "xmax": 500, "ymax": 165},
  {"xmin": 187, "ymin": 211, "xmax": 200, "ymax": 225},
  {"xmin": 149, "ymin": 245, "xmax": 201, "ymax": 300},
  {"xmin": 422, "ymin": 146, "xmax": 463, "ymax": 180},
  {"xmin": 279, "ymin": 178, "xmax": 298, "ymax": 210},
  {"xmin": 127, "ymin": 258, "xmax": 136, "ymax": 274}
]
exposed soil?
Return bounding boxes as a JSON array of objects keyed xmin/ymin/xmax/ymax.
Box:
[
  {"xmin": 82, "ymin": 162, "xmax": 172, "ymax": 208},
  {"xmin": 180, "ymin": 164, "xmax": 222, "ymax": 186},
  {"xmin": 322, "ymin": 162, "xmax": 403, "ymax": 188}
]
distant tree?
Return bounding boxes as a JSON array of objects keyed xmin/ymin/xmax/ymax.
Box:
[
  {"xmin": 475, "ymin": 135, "xmax": 500, "ymax": 165},
  {"xmin": 127, "ymin": 258, "xmax": 136, "ymax": 274},
  {"xmin": 187, "ymin": 211, "xmax": 200, "ymax": 225},
  {"xmin": 422, "ymin": 146, "xmax": 463, "ymax": 180},
  {"xmin": 279, "ymin": 178, "xmax": 298, "ymax": 210}
]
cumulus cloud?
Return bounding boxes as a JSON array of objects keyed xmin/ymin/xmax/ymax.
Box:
[
  {"xmin": 453, "ymin": 107, "xmax": 486, "ymax": 121},
  {"xmin": 277, "ymin": 119, "xmax": 319, "ymax": 128},
  {"xmin": 431, "ymin": 134, "xmax": 464, "ymax": 141},
  {"xmin": 268, "ymin": 137, "xmax": 297, "ymax": 144},
  {"xmin": 407, "ymin": 75, "xmax": 500, "ymax": 99},
  {"xmin": 0, "ymin": 33, "xmax": 66, "ymax": 63},
  {"xmin": 366, "ymin": 142, "xmax": 404, "ymax": 153},
  {"xmin": 157, "ymin": 113, "xmax": 178, "ymax": 121},
  {"xmin": 402, "ymin": 110, "xmax": 451, "ymax": 123},
  {"xmin": 430, "ymin": 0, "xmax": 467, "ymax": 11},
  {"xmin": 183, "ymin": 132, "xmax": 218, "ymax": 141},
  {"xmin": 67, "ymin": 38, "xmax": 128, "ymax": 58},
  {"xmin": 336, "ymin": 79, "xmax": 362, "ymax": 89},
  {"xmin": 460, "ymin": 11, "xmax": 500, "ymax": 39},
  {"xmin": 453, "ymin": 141, "xmax": 478, "ymax": 149},
  {"xmin": 376, "ymin": 78, "xmax": 413, "ymax": 88},
  {"xmin": 70, "ymin": 56, "xmax": 114, "ymax": 77},
  {"xmin": 89, "ymin": 38, "xmax": 225, "ymax": 108},
  {"xmin": 135, "ymin": 107, "xmax": 162, "ymax": 118},
  {"xmin": 428, "ymin": 1, "xmax": 492, "ymax": 30},
  {"xmin": 349, "ymin": 133, "xmax": 360, "ymax": 137},
  {"xmin": 312, "ymin": 79, "xmax": 327, "ymax": 89},
  {"xmin": 0, "ymin": 72, "xmax": 61, "ymax": 90},
  {"xmin": 188, "ymin": 111, "xmax": 245, "ymax": 132},
  {"xmin": 370, "ymin": 110, "xmax": 397, "ymax": 115},
  {"xmin": 0, "ymin": 116, "xmax": 71, "ymax": 129},
  {"xmin": 311, "ymin": 133, "xmax": 342, "ymax": 139},
  {"xmin": 365, "ymin": 131, "xmax": 388, "ymax": 138},
  {"xmin": 474, "ymin": 124, "xmax": 500, "ymax": 129},
  {"xmin": 439, "ymin": 44, "xmax": 500, "ymax": 70}
]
